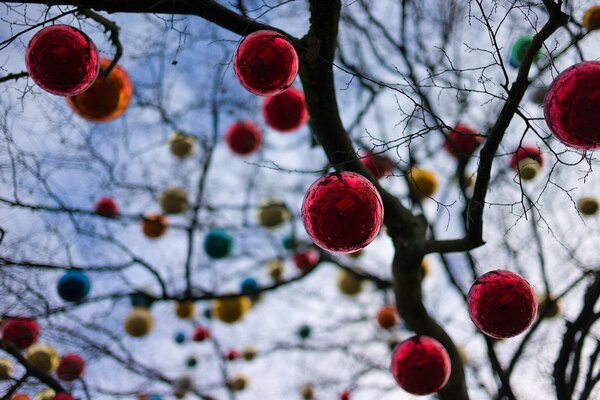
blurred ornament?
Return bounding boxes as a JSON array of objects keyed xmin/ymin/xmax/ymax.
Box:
[
  {"xmin": 225, "ymin": 120, "xmax": 262, "ymax": 155},
  {"xmin": 173, "ymin": 390, "xmax": 186, "ymax": 399},
  {"xmin": 137, "ymin": 395, "xmax": 162, "ymax": 400},
  {"xmin": 267, "ymin": 259, "xmax": 285, "ymax": 281},
  {"xmin": 348, "ymin": 249, "xmax": 363, "ymax": 258},
  {"xmin": 186, "ymin": 356, "xmax": 198, "ymax": 368},
  {"xmin": 537, "ymin": 295, "xmax": 560, "ymax": 319},
  {"xmin": 174, "ymin": 331, "xmax": 186, "ymax": 344},
  {"xmin": 297, "ymin": 324, "xmax": 312, "ymax": 340},
  {"xmin": 257, "ymin": 198, "xmax": 290, "ymax": 228},
  {"xmin": 204, "ymin": 229, "xmax": 233, "ymax": 259},
  {"xmin": 233, "ymin": 30, "xmax": 298, "ymax": 96},
  {"xmin": 377, "ymin": 305, "xmax": 399, "ymax": 330},
  {"xmin": 360, "ymin": 151, "xmax": 394, "ymax": 179},
  {"xmin": 456, "ymin": 345, "xmax": 469, "ymax": 366},
  {"xmin": 544, "ymin": 61, "xmax": 600, "ymax": 149},
  {"xmin": 212, "ymin": 296, "xmax": 251, "ymax": 324},
  {"xmin": 95, "ymin": 196, "xmax": 119, "ymax": 217},
  {"xmin": 34, "ymin": 389, "xmax": 55, "ymax": 400},
  {"xmin": 228, "ymin": 374, "xmax": 248, "ymax": 391},
  {"xmin": 11, "ymin": 395, "xmax": 30, "ymax": 400},
  {"xmin": 141, "ymin": 213, "xmax": 168, "ymax": 238},
  {"xmin": 124, "ymin": 307, "xmax": 154, "ymax": 337},
  {"xmin": 242, "ymin": 346, "xmax": 257, "ymax": 361},
  {"xmin": 168, "ymin": 131, "xmax": 197, "ymax": 159},
  {"xmin": 174, "ymin": 375, "xmax": 194, "ymax": 393},
  {"xmin": 508, "ymin": 36, "xmax": 542, "ymax": 69},
  {"xmin": 159, "ymin": 187, "xmax": 188, "ymax": 214},
  {"xmin": 529, "ymin": 85, "xmax": 548, "ymax": 105},
  {"xmin": 421, "ymin": 259, "xmax": 430, "ymax": 279},
  {"xmin": 293, "ymin": 248, "xmax": 320, "ymax": 272},
  {"xmin": 224, "ymin": 348, "xmax": 241, "ymax": 361},
  {"xmin": 408, "ymin": 167, "xmax": 438, "ymax": 200},
  {"xmin": 577, "ymin": 196, "xmax": 599, "ymax": 216},
  {"xmin": 509, "ymin": 145, "xmax": 544, "ymax": 181},
  {"xmin": 443, "ymin": 124, "xmax": 482, "ymax": 158},
  {"xmin": 337, "ymin": 270, "xmax": 364, "ymax": 296},
  {"xmin": 2, "ymin": 318, "xmax": 40, "ymax": 349},
  {"xmin": 57, "ymin": 270, "xmax": 90, "ymax": 302},
  {"xmin": 467, "ymin": 270, "xmax": 536, "ymax": 339},
  {"xmin": 0, "ymin": 357, "xmax": 13, "ymax": 379},
  {"xmin": 301, "ymin": 171, "xmax": 383, "ymax": 253},
  {"xmin": 66, "ymin": 57, "xmax": 132, "ymax": 122},
  {"xmin": 51, "ymin": 394, "xmax": 74, "ymax": 400},
  {"xmin": 390, "ymin": 336, "xmax": 451, "ymax": 395},
  {"xmin": 583, "ymin": 6, "xmax": 600, "ymax": 30},
  {"xmin": 281, "ymin": 235, "xmax": 297, "ymax": 250},
  {"xmin": 301, "ymin": 384, "xmax": 314, "ymax": 400},
  {"xmin": 129, "ymin": 290, "xmax": 155, "ymax": 309},
  {"xmin": 25, "ymin": 25, "xmax": 99, "ymax": 96},
  {"xmin": 339, "ymin": 390, "xmax": 351, "ymax": 400},
  {"xmin": 56, "ymin": 353, "xmax": 84, "ymax": 381},
  {"xmin": 192, "ymin": 326, "xmax": 210, "ymax": 342},
  {"xmin": 175, "ymin": 300, "xmax": 196, "ymax": 319},
  {"xmin": 240, "ymin": 278, "xmax": 260, "ymax": 297},
  {"xmin": 26, "ymin": 344, "xmax": 58, "ymax": 373},
  {"xmin": 262, "ymin": 87, "xmax": 308, "ymax": 132}
]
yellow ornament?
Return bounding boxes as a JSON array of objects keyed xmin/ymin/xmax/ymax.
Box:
[
  {"xmin": 537, "ymin": 295, "xmax": 560, "ymax": 319},
  {"xmin": 583, "ymin": 6, "xmax": 600, "ymax": 30},
  {"xmin": 0, "ymin": 357, "xmax": 13, "ymax": 380},
  {"xmin": 421, "ymin": 259, "xmax": 430, "ymax": 279},
  {"xmin": 173, "ymin": 390, "xmax": 186, "ymax": 399},
  {"xmin": 159, "ymin": 187, "xmax": 188, "ymax": 214},
  {"xmin": 212, "ymin": 296, "xmax": 252, "ymax": 324},
  {"xmin": 26, "ymin": 344, "xmax": 58, "ymax": 374},
  {"xmin": 301, "ymin": 384, "xmax": 314, "ymax": 400},
  {"xmin": 175, "ymin": 300, "xmax": 196, "ymax": 319},
  {"xmin": 257, "ymin": 198, "xmax": 290, "ymax": 228},
  {"xmin": 337, "ymin": 270, "xmax": 364, "ymax": 296},
  {"xmin": 267, "ymin": 259, "xmax": 285, "ymax": 282},
  {"xmin": 34, "ymin": 389, "xmax": 55, "ymax": 400},
  {"xmin": 456, "ymin": 345, "xmax": 469, "ymax": 365},
  {"xmin": 517, "ymin": 158, "xmax": 541, "ymax": 181},
  {"xmin": 242, "ymin": 346, "xmax": 257, "ymax": 361},
  {"xmin": 168, "ymin": 131, "xmax": 196, "ymax": 159},
  {"xmin": 124, "ymin": 307, "xmax": 154, "ymax": 337},
  {"xmin": 577, "ymin": 196, "xmax": 599, "ymax": 216},
  {"xmin": 408, "ymin": 167, "xmax": 438, "ymax": 200},
  {"xmin": 228, "ymin": 374, "xmax": 248, "ymax": 391},
  {"xmin": 348, "ymin": 249, "xmax": 363, "ymax": 258}
]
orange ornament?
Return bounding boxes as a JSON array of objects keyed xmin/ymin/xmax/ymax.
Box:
[
  {"xmin": 376, "ymin": 305, "xmax": 399, "ymax": 330},
  {"xmin": 141, "ymin": 213, "xmax": 168, "ymax": 238},
  {"xmin": 11, "ymin": 395, "xmax": 30, "ymax": 400},
  {"xmin": 66, "ymin": 58, "xmax": 132, "ymax": 122}
]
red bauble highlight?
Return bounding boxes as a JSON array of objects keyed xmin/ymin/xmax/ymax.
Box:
[
  {"xmin": 262, "ymin": 87, "xmax": 308, "ymax": 132},
  {"xmin": 443, "ymin": 124, "xmax": 483, "ymax": 158},
  {"xmin": 1, "ymin": 318, "xmax": 40, "ymax": 349},
  {"xmin": 360, "ymin": 152, "xmax": 393, "ymax": 179},
  {"xmin": 390, "ymin": 336, "xmax": 451, "ymax": 396},
  {"xmin": 293, "ymin": 248, "xmax": 320, "ymax": 272},
  {"xmin": 225, "ymin": 121, "xmax": 262, "ymax": 155},
  {"xmin": 25, "ymin": 25, "xmax": 99, "ymax": 96},
  {"xmin": 544, "ymin": 62, "xmax": 600, "ymax": 149},
  {"xmin": 233, "ymin": 30, "xmax": 299, "ymax": 96},
  {"xmin": 192, "ymin": 326, "xmax": 210, "ymax": 342},
  {"xmin": 467, "ymin": 270, "xmax": 536, "ymax": 339},
  {"xmin": 95, "ymin": 196, "xmax": 119, "ymax": 217},
  {"xmin": 57, "ymin": 353, "xmax": 85, "ymax": 381},
  {"xmin": 509, "ymin": 145, "xmax": 544, "ymax": 170},
  {"xmin": 301, "ymin": 172, "xmax": 383, "ymax": 253}
]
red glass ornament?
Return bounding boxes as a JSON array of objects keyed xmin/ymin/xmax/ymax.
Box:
[
  {"xmin": 95, "ymin": 196, "xmax": 119, "ymax": 217},
  {"xmin": 224, "ymin": 349, "xmax": 241, "ymax": 361},
  {"xmin": 293, "ymin": 248, "xmax": 320, "ymax": 272},
  {"xmin": 390, "ymin": 336, "xmax": 451, "ymax": 396},
  {"xmin": 233, "ymin": 30, "xmax": 299, "ymax": 96},
  {"xmin": 360, "ymin": 152, "xmax": 393, "ymax": 179},
  {"xmin": 67, "ymin": 57, "xmax": 133, "ymax": 122},
  {"xmin": 467, "ymin": 270, "xmax": 536, "ymax": 339},
  {"xmin": 544, "ymin": 62, "xmax": 600, "ymax": 149},
  {"xmin": 262, "ymin": 87, "xmax": 308, "ymax": 132},
  {"xmin": 509, "ymin": 145, "xmax": 544, "ymax": 170},
  {"xmin": 301, "ymin": 171, "xmax": 384, "ymax": 253},
  {"xmin": 57, "ymin": 353, "xmax": 85, "ymax": 381},
  {"xmin": 339, "ymin": 390, "xmax": 351, "ymax": 400},
  {"xmin": 1, "ymin": 318, "xmax": 40, "ymax": 349},
  {"xmin": 225, "ymin": 121, "xmax": 262, "ymax": 155},
  {"xmin": 443, "ymin": 124, "xmax": 482, "ymax": 158},
  {"xmin": 25, "ymin": 25, "xmax": 99, "ymax": 96},
  {"xmin": 51, "ymin": 394, "xmax": 74, "ymax": 400},
  {"xmin": 376, "ymin": 305, "xmax": 399, "ymax": 330},
  {"xmin": 192, "ymin": 326, "xmax": 210, "ymax": 342}
]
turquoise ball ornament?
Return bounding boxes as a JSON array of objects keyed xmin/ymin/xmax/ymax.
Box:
[
  {"xmin": 297, "ymin": 324, "xmax": 312, "ymax": 340},
  {"xmin": 241, "ymin": 278, "xmax": 259, "ymax": 295},
  {"xmin": 129, "ymin": 291, "xmax": 155, "ymax": 309},
  {"xmin": 175, "ymin": 331, "xmax": 186, "ymax": 344},
  {"xmin": 509, "ymin": 36, "xmax": 542, "ymax": 69},
  {"xmin": 203, "ymin": 229, "xmax": 233, "ymax": 259},
  {"xmin": 57, "ymin": 270, "xmax": 90, "ymax": 302}
]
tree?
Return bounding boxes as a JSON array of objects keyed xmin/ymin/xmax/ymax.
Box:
[{"xmin": 0, "ymin": 0, "xmax": 599, "ymax": 399}]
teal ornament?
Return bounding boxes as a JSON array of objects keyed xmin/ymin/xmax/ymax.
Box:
[
  {"xmin": 57, "ymin": 270, "xmax": 91, "ymax": 302},
  {"xmin": 203, "ymin": 229, "xmax": 233, "ymax": 259}
]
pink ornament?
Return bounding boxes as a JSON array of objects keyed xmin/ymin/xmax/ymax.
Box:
[
  {"xmin": 293, "ymin": 248, "xmax": 320, "ymax": 272},
  {"xmin": 360, "ymin": 152, "xmax": 393, "ymax": 179},
  {"xmin": 443, "ymin": 124, "xmax": 482, "ymax": 158},
  {"xmin": 225, "ymin": 121, "xmax": 262, "ymax": 155},
  {"xmin": 544, "ymin": 61, "xmax": 600, "ymax": 149},
  {"xmin": 301, "ymin": 172, "xmax": 383, "ymax": 253},
  {"xmin": 390, "ymin": 336, "xmax": 451, "ymax": 395},
  {"xmin": 262, "ymin": 87, "xmax": 308, "ymax": 132},
  {"xmin": 1, "ymin": 318, "xmax": 40, "ymax": 349},
  {"xmin": 233, "ymin": 30, "xmax": 298, "ymax": 96},
  {"xmin": 467, "ymin": 270, "xmax": 536, "ymax": 339},
  {"xmin": 57, "ymin": 353, "xmax": 85, "ymax": 381},
  {"xmin": 25, "ymin": 25, "xmax": 99, "ymax": 96},
  {"xmin": 95, "ymin": 196, "xmax": 119, "ymax": 217}
]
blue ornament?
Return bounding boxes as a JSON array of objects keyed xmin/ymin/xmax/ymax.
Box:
[
  {"xmin": 240, "ymin": 278, "xmax": 259, "ymax": 295},
  {"xmin": 175, "ymin": 331, "xmax": 186, "ymax": 344},
  {"xmin": 129, "ymin": 291, "xmax": 155, "ymax": 309},
  {"xmin": 204, "ymin": 229, "xmax": 233, "ymax": 259},
  {"xmin": 57, "ymin": 270, "xmax": 90, "ymax": 302},
  {"xmin": 147, "ymin": 396, "xmax": 162, "ymax": 400}
]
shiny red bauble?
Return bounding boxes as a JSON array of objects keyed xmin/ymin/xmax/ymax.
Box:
[
  {"xmin": 233, "ymin": 30, "xmax": 299, "ymax": 96},
  {"xmin": 390, "ymin": 336, "xmax": 451, "ymax": 396},
  {"xmin": 192, "ymin": 326, "xmax": 210, "ymax": 342},
  {"xmin": 56, "ymin": 353, "xmax": 85, "ymax": 381},
  {"xmin": 293, "ymin": 248, "xmax": 320, "ymax": 272},
  {"xmin": 443, "ymin": 124, "xmax": 483, "ymax": 158},
  {"xmin": 51, "ymin": 394, "xmax": 74, "ymax": 400},
  {"xmin": 301, "ymin": 172, "xmax": 384, "ymax": 253},
  {"xmin": 25, "ymin": 25, "xmax": 99, "ymax": 96},
  {"xmin": 360, "ymin": 152, "xmax": 393, "ymax": 179},
  {"xmin": 1, "ymin": 318, "xmax": 40, "ymax": 349},
  {"xmin": 262, "ymin": 87, "xmax": 308, "ymax": 132},
  {"xmin": 509, "ymin": 145, "xmax": 544, "ymax": 170},
  {"xmin": 544, "ymin": 62, "xmax": 600, "ymax": 149},
  {"xmin": 224, "ymin": 349, "xmax": 241, "ymax": 361},
  {"xmin": 225, "ymin": 121, "xmax": 262, "ymax": 155},
  {"xmin": 95, "ymin": 196, "xmax": 119, "ymax": 217},
  {"xmin": 467, "ymin": 270, "xmax": 536, "ymax": 339}
]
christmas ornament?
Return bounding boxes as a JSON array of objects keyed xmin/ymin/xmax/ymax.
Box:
[
  {"xmin": 186, "ymin": 356, "xmax": 198, "ymax": 368},
  {"xmin": 56, "ymin": 353, "xmax": 84, "ymax": 381},
  {"xmin": 192, "ymin": 326, "xmax": 210, "ymax": 342},
  {"xmin": 262, "ymin": 87, "xmax": 308, "ymax": 131},
  {"xmin": 124, "ymin": 307, "xmax": 154, "ymax": 337},
  {"xmin": 212, "ymin": 296, "xmax": 251, "ymax": 323},
  {"xmin": 267, "ymin": 259, "xmax": 285, "ymax": 281},
  {"xmin": 129, "ymin": 290, "xmax": 155, "ymax": 309},
  {"xmin": 174, "ymin": 331, "xmax": 186, "ymax": 344},
  {"xmin": 297, "ymin": 324, "xmax": 312, "ymax": 340},
  {"xmin": 467, "ymin": 270, "xmax": 536, "ymax": 338},
  {"xmin": 281, "ymin": 235, "xmax": 297, "ymax": 250},
  {"xmin": 301, "ymin": 384, "xmax": 314, "ymax": 400},
  {"xmin": 175, "ymin": 300, "xmax": 196, "ymax": 319},
  {"xmin": 57, "ymin": 270, "xmax": 90, "ymax": 302},
  {"xmin": 537, "ymin": 295, "xmax": 560, "ymax": 319},
  {"xmin": 577, "ymin": 196, "xmax": 599, "ymax": 216},
  {"xmin": 174, "ymin": 375, "xmax": 193, "ymax": 393},
  {"xmin": 583, "ymin": 6, "xmax": 600, "ymax": 30},
  {"xmin": 339, "ymin": 390, "xmax": 351, "ymax": 400},
  {"xmin": 225, "ymin": 120, "xmax": 262, "ymax": 155},
  {"xmin": 360, "ymin": 151, "xmax": 393, "ymax": 179},
  {"xmin": 95, "ymin": 196, "xmax": 119, "ymax": 217},
  {"xmin": 168, "ymin": 131, "xmax": 196, "ymax": 159},
  {"xmin": 408, "ymin": 167, "xmax": 438, "ymax": 200},
  {"xmin": 376, "ymin": 305, "xmax": 399, "ymax": 330},
  {"xmin": 228, "ymin": 374, "xmax": 248, "ymax": 391},
  {"xmin": 11, "ymin": 395, "xmax": 29, "ymax": 400},
  {"xmin": 224, "ymin": 349, "xmax": 241, "ymax": 361},
  {"xmin": 242, "ymin": 346, "xmax": 257, "ymax": 361},
  {"xmin": 390, "ymin": 336, "xmax": 451, "ymax": 395},
  {"xmin": 508, "ymin": 36, "xmax": 542, "ymax": 69},
  {"xmin": 34, "ymin": 389, "xmax": 55, "ymax": 400},
  {"xmin": 337, "ymin": 270, "xmax": 364, "ymax": 296},
  {"xmin": 529, "ymin": 85, "xmax": 548, "ymax": 105},
  {"xmin": 233, "ymin": 30, "xmax": 298, "ymax": 96},
  {"xmin": 204, "ymin": 229, "xmax": 233, "ymax": 259},
  {"xmin": 0, "ymin": 357, "xmax": 13, "ymax": 379},
  {"xmin": 293, "ymin": 248, "xmax": 320, "ymax": 272},
  {"xmin": 141, "ymin": 213, "xmax": 168, "ymax": 238},
  {"xmin": 240, "ymin": 278, "xmax": 259, "ymax": 296},
  {"xmin": 2, "ymin": 318, "xmax": 40, "ymax": 349},
  {"xmin": 66, "ymin": 57, "xmax": 132, "ymax": 122},
  {"xmin": 443, "ymin": 124, "xmax": 482, "ymax": 158},
  {"xmin": 26, "ymin": 25, "xmax": 99, "ymax": 96},
  {"xmin": 301, "ymin": 171, "xmax": 383, "ymax": 253},
  {"xmin": 26, "ymin": 344, "xmax": 58, "ymax": 373},
  {"xmin": 51, "ymin": 394, "xmax": 74, "ymax": 400},
  {"xmin": 257, "ymin": 198, "xmax": 290, "ymax": 228},
  {"xmin": 509, "ymin": 145, "xmax": 544, "ymax": 181},
  {"xmin": 159, "ymin": 187, "xmax": 188, "ymax": 214},
  {"xmin": 348, "ymin": 249, "xmax": 363, "ymax": 259}
]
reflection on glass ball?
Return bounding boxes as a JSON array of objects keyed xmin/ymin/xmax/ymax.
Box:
[
  {"xmin": 444, "ymin": 124, "xmax": 482, "ymax": 158},
  {"xmin": 262, "ymin": 87, "xmax": 308, "ymax": 132},
  {"xmin": 25, "ymin": 25, "xmax": 99, "ymax": 96},
  {"xmin": 390, "ymin": 336, "xmax": 451, "ymax": 395},
  {"xmin": 301, "ymin": 171, "xmax": 384, "ymax": 253},
  {"xmin": 66, "ymin": 58, "xmax": 132, "ymax": 122},
  {"xmin": 26, "ymin": 344, "xmax": 58, "ymax": 374},
  {"xmin": 225, "ymin": 121, "xmax": 262, "ymax": 155},
  {"xmin": 360, "ymin": 151, "xmax": 393, "ymax": 179},
  {"xmin": 583, "ymin": 6, "xmax": 600, "ymax": 30},
  {"xmin": 544, "ymin": 61, "xmax": 600, "ymax": 150},
  {"xmin": 233, "ymin": 30, "xmax": 298, "ymax": 96},
  {"xmin": 1, "ymin": 318, "xmax": 40, "ymax": 349},
  {"xmin": 467, "ymin": 270, "xmax": 536, "ymax": 339}
]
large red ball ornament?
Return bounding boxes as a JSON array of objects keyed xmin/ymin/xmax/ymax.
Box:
[
  {"xmin": 95, "ymin": 196, "xmax": 119, "ymax": 217},
  {"xmin": 1, "ymin": 318, "xmax": 40, "ymax": 349},
  {"xmin": 301, "ymin": 172, "xmax": 384, "ymax": 253},
  {"xmin": 443, "ymin": 124, "xmax": 482, "ymax": 158},
  {"xmin": 25, "ymin": 25, "xmax": 99, "ymax": 96},
  {"xmin": 233, "ymin": 30, "xmax": 299, "ymax": 96},
  {"xmin": 467, "ymin": 270, "xmax": 536, "ymax": 339},
  {"xmin": 225, "ymin": 121, "xmax": 262, "ymax": 155},
  {"xmin": 262, "ymin": 87, "xmax": 308, "ymax": 132},
  {"xmin": 390, "ymin": 336, "xmax": 451, "ymax": 396},
  {"xmin": 360, "ymin": 152, "xmax": 393, "ymax": 179},
  {"xmin": 56, "ymin": 353, "xmax": 85, "ymax": 381},
  {"xmin": 544, "ymin": 62, "xmax": 600, "ymax": 150}
]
